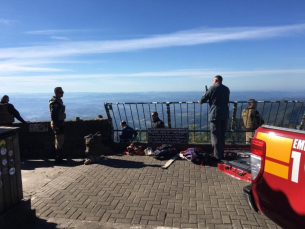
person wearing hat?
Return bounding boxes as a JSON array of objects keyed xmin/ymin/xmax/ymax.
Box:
[
  {"xmin": 242, "ymin": 99, "xmax": 264, "ymax": 144},
  {"xmin": 198, "ymin": 75, "xmax": 230, "ymax": 162},
  {"xmin": 119, "ymin": 121, "xmax": 138, "ymax": 143},
  {"xmin": 49, "ymin": 87, "xmax": 67, "ymax": 164},
  {"xmin": 0, "ymin": 95, "xmax": 27, "ymax": 126}
]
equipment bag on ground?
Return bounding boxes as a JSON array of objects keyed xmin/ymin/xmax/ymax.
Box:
[
  {"xmin": 180, "ymin": 147, "xmax": 211, "ymax": 166},
  {"xmin": 124, "ymin": 142, "xmax": 145, "ymax": 155},
  {"xmin": 153, "ymin": 144, "xmax": 177, "ymax": 160}
]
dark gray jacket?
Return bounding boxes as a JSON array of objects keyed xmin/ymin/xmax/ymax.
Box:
[
  {"xmin": 0, "ymin": 102, "xmax": 26, "ymax": 124},
  {"xmin": 152, "ymin": 118, "xmax": 165, "ymax": 128},
  {"xmin": 198, "ymin": 83, "xmax": 230, "ymax": 121},
  {"xmin": 49, "ymin": 96, "xmax": 66, "ymax": 128}
]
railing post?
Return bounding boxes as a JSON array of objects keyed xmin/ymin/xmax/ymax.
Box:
[
  {"xmin": 298, "ymin": 110, "xmax": 305, "ymax": 130},
  {"xmin": 166, "ymin": 103, "xmax": 172, "ymax": 128},
  {"xmin": 230, "ymin": 102, "xmax": 238, "ymax": 144},
  {"xmin": 104, "ymin": 103, "xmax": 114, "ymax": 142}
]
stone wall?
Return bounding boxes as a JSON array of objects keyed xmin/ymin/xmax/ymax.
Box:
[{"xmin": 12, "ymin": 118, "xmax": 113, "ymax": 158}]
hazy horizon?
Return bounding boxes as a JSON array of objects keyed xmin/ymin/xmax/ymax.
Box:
[{"xmin": 5, "ymin": 91, "xmax": 305, "ymax": 122}]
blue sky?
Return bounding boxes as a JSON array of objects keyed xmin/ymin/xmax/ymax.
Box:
[{"xmin": 1, "ymin": 0, "xmax": 305, "ymax": 93}]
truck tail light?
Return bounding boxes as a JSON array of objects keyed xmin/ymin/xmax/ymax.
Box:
[{"xmin": 250, "ymin": 139, "xmax": 266, "ymax": 183}]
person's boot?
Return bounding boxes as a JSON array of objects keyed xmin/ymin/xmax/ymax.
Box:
[{"xmin": 55, "ymin": 148, "xmax": 67, "ymax": 164}]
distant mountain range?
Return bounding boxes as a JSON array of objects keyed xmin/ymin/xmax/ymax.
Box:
[{"xmin": 6, "ymin": 91, "xmax": 305, "ymax": 122}]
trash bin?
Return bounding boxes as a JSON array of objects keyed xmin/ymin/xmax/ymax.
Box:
[{"xmin": 0, "ymin": 127, "xmax": 23, "ymax": 214}]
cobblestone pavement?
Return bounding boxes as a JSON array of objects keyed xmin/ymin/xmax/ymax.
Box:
[{"xmin": 27, "ymin": 155, "xmax": 282, "ymax": 229}]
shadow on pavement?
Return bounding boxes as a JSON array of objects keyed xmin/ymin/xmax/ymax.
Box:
[
  {"xmin": 96, "ymin": 156, "xmax": 161, "ymax": 169},
  {"xmin": 21, "ymin": 158, "xmax": 84, "ymax": 170},
  {"xmin": 22, "ymin": 217, "xmax": 58, "ymax": 229}
]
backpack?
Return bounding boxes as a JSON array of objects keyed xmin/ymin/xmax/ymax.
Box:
[
  {"xmin": 124, "ymin": 142, "xmax": 144, "ymax": 155},
  {"xmin": 181, "ymin": 147, "xmax": 211, "ymax": 166},
  {"xmin": 84, "ymin": 131, "xmax": 103, "ymax": 157},
  {"xmin": 191, "ymin": 151, "xmax": 211, "ymax": 165},
  {"xmin": 180, "ymin": 148, "xmax": 195, "ymax": 160},
  {"xmin": 153, "ymin": 144, "xmax": 177, "ymax": 159}
]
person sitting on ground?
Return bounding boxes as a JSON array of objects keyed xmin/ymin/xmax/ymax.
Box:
[
  {"xmin": 151, "ymin": 111, "xmax": 165, "ymax": 128},
  {"xmin": 0, "ymin": 95, "xmax": 27, "ymax": 126},
  {"xmin": 242, "ymin": 99, "xmax": 264, "ymax": 144},
  {"xmin": 119, "ymin": 121, "xmax": 138, "ymax": 143}
]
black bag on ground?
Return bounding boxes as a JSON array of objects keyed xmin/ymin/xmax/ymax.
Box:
[
  {"xmin": 153, "ymin": 144, "xmax": 177, "ymax": 159},
  {"xmin": 191, "ymin": 150, "xmax": 211, "ymax": 165}
]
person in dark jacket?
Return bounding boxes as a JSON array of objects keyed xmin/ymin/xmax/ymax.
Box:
[
  {"xmin": 242, "ymin": 99, "xmax": 264, "ymax": 144},
  {"xmin": 49, "ymin": 87, "xmax": 66, "ymax": 164},
  {"xmin": 119, "ymin": 121, "xmax": 138, "ymax": 142},
  {"xmin": 151, "ymin": 112, "xmax": 165, "ymax": 128},
  {"xmin": 198, "ymin": 75, "xmax": 230, "ymax": 161},
  {"xmin": 0, "ymin": 95, "xmax": 27, "ymax": 126}
]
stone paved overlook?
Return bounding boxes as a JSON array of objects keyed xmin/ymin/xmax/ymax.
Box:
[{"xmin": 25, "ymin": 155, "xmax": 282, "ymax": 229}]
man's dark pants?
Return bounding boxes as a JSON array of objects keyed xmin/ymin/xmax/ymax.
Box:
[{"xmin": 210, "ymin": 120, "xmax": 228, "ymax": 160}]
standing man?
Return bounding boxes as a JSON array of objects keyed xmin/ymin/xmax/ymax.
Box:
[
  {"xmin": 49, "ymin": 87, "xmax": 66, "ymax": 164},
  {"xmin": 242, "ymin": 99, "xmax": 264, "ymax": 144},
  {"xmin": 198, "ymin": 75, "xmax": 230, "ymax": 161},
  {"xmin": 151, "ymin": 111, "xmax": 165, "ymax": 128},
  {"xmin": 0, "ymin": 95, "xmax": 27, "ymax": 126},
  {"xmin": 119, "ymin": 121, "xmax": 138, "ymax": 142}
]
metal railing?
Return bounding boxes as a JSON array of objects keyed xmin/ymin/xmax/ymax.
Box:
[{"xmin": 104, "ymin": 101, "xmax": 305, "ymax": 144}]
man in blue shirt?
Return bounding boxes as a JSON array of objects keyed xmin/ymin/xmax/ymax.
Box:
[
  {"xmin": 198, "ymin": 75, "xmax": 230, "ymax": 161},
  {"xmin": 119, "ymin": 121, "xmax": 138, "ymax": 143}
]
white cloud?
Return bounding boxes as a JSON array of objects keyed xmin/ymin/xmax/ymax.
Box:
[
  {"xmin": 1, "ymin": 24, "xmax": 305, "ymax": 60},
  {"xmin": 0, "ymin": 19, "xmax": 16, "ymax": 25},
  {"xmin": 26, "ymin": 29, "xmax": 76, "ymax": 35},
  {"xmin": 51, "ymin": 36, "xmax": 68, "ymax": 40},
  {"xmin": 2, "ymin": 68, "xmax": 305, "ymax": 80},
  {"xmin": 0, "ymin": 64, "xmax": 68, "ymax": 73},
  {"xmin": 0, "ymin": 59, "xmax": 102, "ymax": 74},
  {"xmin": 1, "ymin": 59, "xmax": 101, "ymax": 66}
]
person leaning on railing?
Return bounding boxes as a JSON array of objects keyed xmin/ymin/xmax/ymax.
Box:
[
  {"xmin": 242, "ymin": 99, "xmax": 264, "ymax": 144},
  {"xmin": 0, "ymin": 95, "xmax": 27, "ymax": 126}
]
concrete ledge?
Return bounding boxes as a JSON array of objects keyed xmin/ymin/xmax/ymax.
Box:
[
  {"xmin": 0, "ymin": 199, "xmax": 36, "ymax": 229},
  {"xmin": 13, "ymin": 119, "xmax": 112, "ymax": 158}
]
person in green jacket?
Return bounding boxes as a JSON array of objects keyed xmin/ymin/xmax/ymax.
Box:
[{"xmin": 242, "ymin": 99, "xmax": 264, "ymax": 144}]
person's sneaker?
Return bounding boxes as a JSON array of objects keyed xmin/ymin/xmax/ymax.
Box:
[
  {"xmin": 84, "ymin": 156, "xmax": 97, "ymax": 165},
  {"xmin": 84, "ymin": 158, "xmax": 92, "ymax": 165},
  {"xmin": 84, "ymin": 156, "xmax": 96, "ymax": 165}
]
